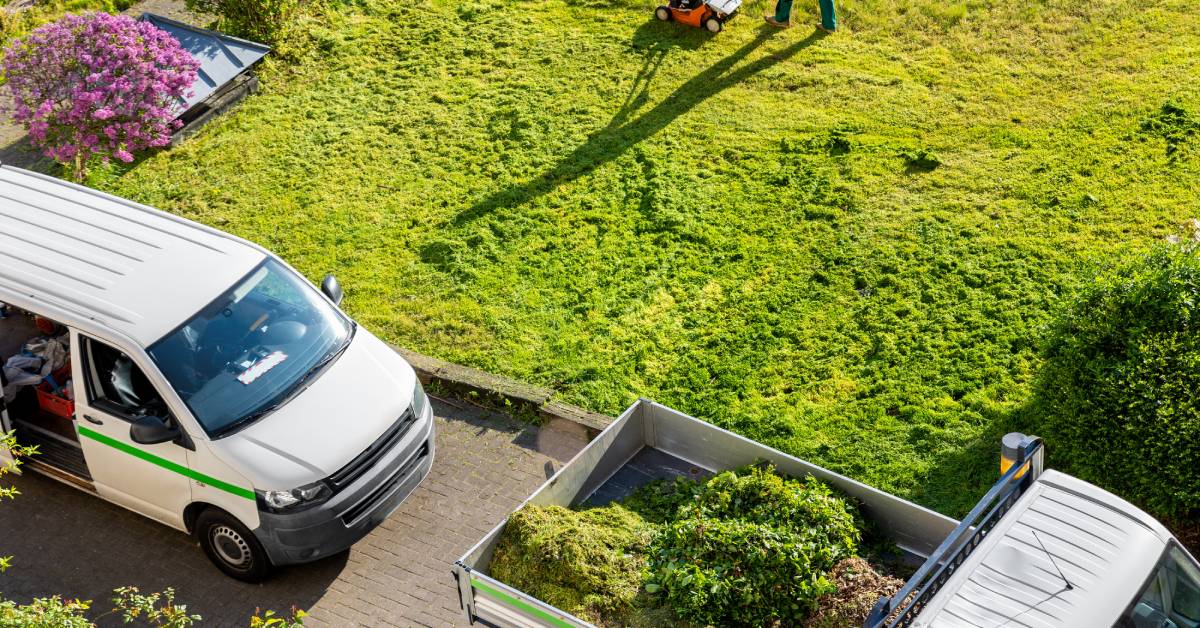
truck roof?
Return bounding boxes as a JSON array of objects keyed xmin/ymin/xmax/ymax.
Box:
[
  {"xmin": 914, "ymin": 469, "xmax": 1170, "ymax": 628},
  {"xmin": 0, "ymin": 166, "xmax": 265, "ymax": 347}
]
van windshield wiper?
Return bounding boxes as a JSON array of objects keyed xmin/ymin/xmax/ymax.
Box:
[
  {"xmin": 211, "ymin": 326, "xmax": 356, "ymax": 438},
  {"xmin": 214, "ymin": 399, "xmax": 287, "ymax": 438},
  {"xmin": 282, "ymin": 330, "xmax": 354, "ymax": 401}
]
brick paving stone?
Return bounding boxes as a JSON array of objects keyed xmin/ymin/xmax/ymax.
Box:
[{"xmin": 0, "ymin": 398, "xmax": 584, "ymax": 626}]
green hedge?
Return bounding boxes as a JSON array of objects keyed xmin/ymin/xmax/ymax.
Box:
[{"xmin": 1036, "ymin": 244, "xmax": 1200, "ymax": 520}]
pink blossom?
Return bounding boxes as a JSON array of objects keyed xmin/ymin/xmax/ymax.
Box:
[{"xmin": 2, "ymin": 12, "xmax": 200, "ymax": 177}]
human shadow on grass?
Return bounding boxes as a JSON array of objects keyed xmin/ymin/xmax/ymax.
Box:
[{"xmin": 453, "ymin": 25, "xmax": 826, "ymax": 225}]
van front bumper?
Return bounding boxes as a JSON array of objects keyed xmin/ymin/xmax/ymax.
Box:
[{"xmin": 251, "ymin": 407, "xmax": 435, "ymax": 566}]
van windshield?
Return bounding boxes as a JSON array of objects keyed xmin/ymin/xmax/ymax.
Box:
[{"xmin": 147, "ymin": 260, "xmax": 353, "ymax": 437}]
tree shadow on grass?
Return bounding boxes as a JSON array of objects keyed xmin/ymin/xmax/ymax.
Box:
[{"xmin": 452, "ymin": 24, "xmax": 827, "ymax": 225}]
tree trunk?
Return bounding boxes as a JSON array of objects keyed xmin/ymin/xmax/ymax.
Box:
[{"xmin": 72, "ymin": 152, "xmax": 85, "ymax": 182}]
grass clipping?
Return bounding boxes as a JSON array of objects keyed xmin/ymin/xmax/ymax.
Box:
[
  {"xmin": 804, "ymin": 557, "xmax": 904, "ymax": 628},
  {"xmin": 489, "ymin": 503, "xmax": 654, "ymax": 623},
  {"xmin": 488, "ymin": 465, "xmax": 898, "ymax": 626}
]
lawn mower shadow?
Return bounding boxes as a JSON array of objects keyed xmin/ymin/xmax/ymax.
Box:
[
  {"xmin": 453, "ymin": 26, "xmax": 826, "ymax": 226},
  {"xmin": 630, "ymin": 19, "xmax": 713, "ymax": 52}
]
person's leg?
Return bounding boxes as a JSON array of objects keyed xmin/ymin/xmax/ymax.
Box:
[
  {"xmin": 774, "ymin": 0, "xmax": 793, "ymax": 22},
  {"xmin": 767, "ymin": 0, "xmax": 792, "ymax": 26},
  {"xmin": 818, "ymin": 0, "xmax": 836, "ymax": 31}
]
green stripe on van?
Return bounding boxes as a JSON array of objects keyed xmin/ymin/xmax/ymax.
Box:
[
  {"xmin": 77, "ymin": 425, "xmax": 255, "ymax": 501},
  {"xmin": 471, "ymin": 577, "xmax": 576, "ymax": 628}
]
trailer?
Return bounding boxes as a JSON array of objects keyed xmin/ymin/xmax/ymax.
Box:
[
  {"xmin": 452, "ymin": 399, "xmax": 956, "ymax": 627},
  {"xmin": 453, "ymin": 399, "xmax": 1200, "ymax": 628}
]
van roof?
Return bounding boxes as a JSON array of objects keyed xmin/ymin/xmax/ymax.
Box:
[
  {"xmin": 0, "ymin": 166, "xmax": 265, "ymax": 346},
  {"xmin": 914, "ymin": 470, "xmax": 1170, "ymax": 628}
]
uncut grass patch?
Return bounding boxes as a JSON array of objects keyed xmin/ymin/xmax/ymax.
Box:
[
  {"xmin": 90, "ymin": 0, "xmax": 1200, "ymax": 522},
  {"xmin": 0, "ymin": 0, "xmax": 136, "ymax": 47}
]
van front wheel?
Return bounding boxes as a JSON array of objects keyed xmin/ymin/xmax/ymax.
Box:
[{"xmin": 196, "ymin": 509, "xmax": 273, "ymax": 582}]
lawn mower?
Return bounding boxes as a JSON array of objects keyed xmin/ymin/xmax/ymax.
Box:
[{"xmin": 654, "ymin": 0, "xmax": 741, "ymax": 33}]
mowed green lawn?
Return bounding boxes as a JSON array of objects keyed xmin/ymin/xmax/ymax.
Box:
[{"xmin": 97, "ymin": 0, "xmax": 1200, "ymax": 517}]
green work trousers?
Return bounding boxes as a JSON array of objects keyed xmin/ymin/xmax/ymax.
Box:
[{"xmin": 773, "ymin": 0, "xmax": 836, "ymax": 30}]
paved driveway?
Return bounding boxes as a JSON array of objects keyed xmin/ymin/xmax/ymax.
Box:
[{"xmin": 0, "ymin": 398, "xmax": 584, "ymax": 626}]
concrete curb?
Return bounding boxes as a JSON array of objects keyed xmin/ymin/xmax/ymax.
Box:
[{"xmin": 391, "ymin": 345, "xmax": 613, "ymax": 441}]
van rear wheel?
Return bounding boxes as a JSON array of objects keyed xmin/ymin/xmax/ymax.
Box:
[{"xmin": 196, "ymin": 509, "xmax": 272, "ymax": 582}]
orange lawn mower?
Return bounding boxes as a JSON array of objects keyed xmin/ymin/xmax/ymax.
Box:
[{"xmin": 654, "ymin": 0, "xmax": 742, "ymax": 33}]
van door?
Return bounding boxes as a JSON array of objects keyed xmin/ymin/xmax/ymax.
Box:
[{"xmin": 73, "ymin": 332, "xmax": 191, "ymax": 529}]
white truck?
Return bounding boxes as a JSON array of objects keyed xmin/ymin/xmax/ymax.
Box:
[
  {"xmin": 454, "ymin": 400, "xmax": 1200, "ymax": 628},
  {"xmin": 0, "ymin": 166, "xmax": 435, "ymax": 582}
]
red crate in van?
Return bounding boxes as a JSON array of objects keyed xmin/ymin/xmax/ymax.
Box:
[
  {"xmin": 35, "ymin": 363, "xmax": 74, "ymax": 419},
  {"xmin": 36, "ymin": 384, "xmax": 74, "ymax": 419}
]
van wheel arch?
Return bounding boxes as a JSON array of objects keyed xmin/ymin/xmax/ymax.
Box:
[
  {"xmin": 183, "ymin": 502, "xmax": 218, "ymax": 535},
  {"xmin": 185, "ymin": 503, "xmax": 256, "ymax": 535}
]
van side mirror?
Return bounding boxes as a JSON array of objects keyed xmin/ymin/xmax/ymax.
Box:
[
  {"xmin": 130, "ymin": 415, "xmax": 181, "ymax": 446},
  {"xmin": 321, "ymin": 274, "xmax": 343, "ymax": 306}
]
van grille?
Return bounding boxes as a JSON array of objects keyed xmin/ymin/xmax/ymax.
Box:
[
  {"xmin": 340, "ymin": 443, "xmax": 428, "ymax": 525},
  {"xmin": 327, "ymin": 408, "xmax": 416, "ymax": 491}
]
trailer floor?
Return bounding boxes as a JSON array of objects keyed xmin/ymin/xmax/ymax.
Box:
[
  {"xmin": 0, "ymin": 397, "xmax": 585, "ymax": 627},
  {"xmin": 584, "ymin": 447, "xmax": 711, "ymax": 507}
]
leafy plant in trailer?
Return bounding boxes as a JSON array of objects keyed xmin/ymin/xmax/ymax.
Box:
[{"xmin": 644, "ymin": 465, "xmax": 861, "ymax": 626}]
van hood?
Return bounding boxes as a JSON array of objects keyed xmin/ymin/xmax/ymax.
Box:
[{"xmin": 209, "ymin": 328, "xmax": 417, "ymax": 490}]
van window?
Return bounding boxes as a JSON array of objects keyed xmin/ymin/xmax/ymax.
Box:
[
  {"xmin": 147, "ymin": 260, "xmax": 353, "ymax": 438},
  {"xmin": 1120, "ymin": 545, "xmax": 1200, "ymax": 628},
  {"xmin": 82, "ymin": 337, "xmax": 171, "ymax": 421}
]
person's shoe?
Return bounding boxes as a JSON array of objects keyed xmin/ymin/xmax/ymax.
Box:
[
  {"xmin": 764, "ymin": 15, "xmax": 791, "ymax": 28},
  {"xmin": 816, "ymin": 23, "xmax": 835, "ymax": 33}
]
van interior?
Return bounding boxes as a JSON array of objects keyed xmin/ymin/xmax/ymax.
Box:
[{"xmin": 0, "ymin": 303, "xmax": 91, "ymax": 485}]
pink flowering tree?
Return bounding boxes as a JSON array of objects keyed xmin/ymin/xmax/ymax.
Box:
[{"xmin": 2, "ymin": 13, "xmax": 200, "ymax": 180}]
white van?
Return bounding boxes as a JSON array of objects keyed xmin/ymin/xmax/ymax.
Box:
[{"xmin": 0, "ymin": 166, "xmax": 434, "ymax": 581}]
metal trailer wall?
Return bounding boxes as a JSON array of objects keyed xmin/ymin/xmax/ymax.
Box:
[{"xmin": 454, "ymin": 399, "xmax": 959, "ymax": 628}]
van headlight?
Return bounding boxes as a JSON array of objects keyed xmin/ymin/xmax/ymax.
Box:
[
  {"xmin": 412, "ymin": 380, "xmax": 429, "ymax": 418},
  {"xmin": 256, "ymin": 482, "xmax": 331, "ymax": 513}
]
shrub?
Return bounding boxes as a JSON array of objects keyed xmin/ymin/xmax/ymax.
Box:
[
  {"xmin": 2, "ymin": 430, "xmax": 37, "ymax": 574},
  {"xmin": 0, "ymin": 596, "xmax": 92, "ymax": 627},
  {"xmin": 1036, "ymin": 243, "xmax": 1200, "ymax": 520},
  {"xmin": 186, "ymin": 0, "xmax": 297, "ymax": 45},
  {"xmin": 111, "ymin": 587, "xmax": 200, "ymax": 627},
  {"xmin": 644, "ymin": 465, "xmax": 861, "ymax": 627},
  {"xmin": 488, "ymin": 504, "xmax": 654, "ymax": 623},
  {"xmin": 1, "ymin": 13, "xmax": 199, "ymax": 180}
]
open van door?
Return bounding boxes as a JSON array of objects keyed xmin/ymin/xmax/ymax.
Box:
[
  {"xmin": 0, "ymin": 367, "xmax": 13, "ymax": 468},
  {"xmin": 73, "ymin": 332, "xmax": 192, "ymax": 529}
]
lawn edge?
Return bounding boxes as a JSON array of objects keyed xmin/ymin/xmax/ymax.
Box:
[{"xmin": 391, "ymin": 344, "xmax": 613, "ymax": 441}]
